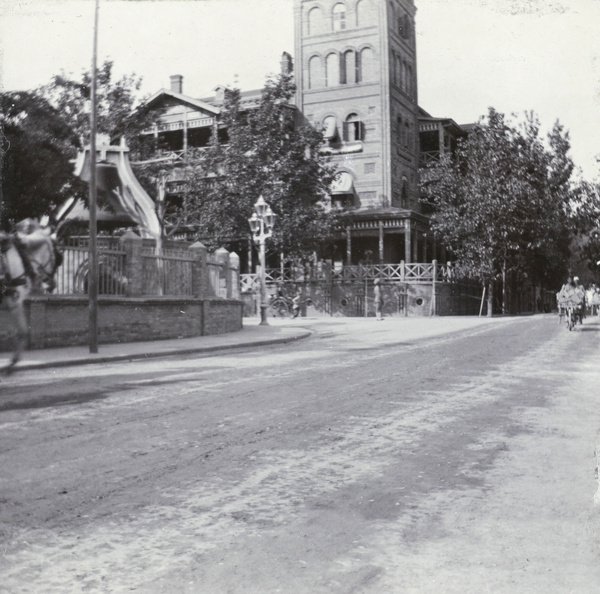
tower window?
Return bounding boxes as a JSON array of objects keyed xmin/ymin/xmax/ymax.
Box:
[
  {"xmin": 326, "ymin": 52, "xmax": 340, "ymax": 87},
  {"xmin": 356, "ymin": 0, "xmax": 368, "ymax": 27},
  {"xmin": 341, "ymin": 50, "xmax": 356, "ymax": 84},
  {"xmin": 344, "ymin": 113, "xmax": 363, "ymax": 142},
  {"xmin": 307, "ymin": 6, "xmax": 322, "ymax": 36},
  {"xmin": 398, "ymin": 14, "xmax": 410, "ymax": 39},
  {"xmin": 333, "ymin": 3, "xmax": 346, "ymax": 31},
  {"xmin": 323, "ymin": 116, "xmax": 339, "ymax": 142},
  {"xmin": 401, "ymin": 176, "xmax": 409, "ymax": 208},
  {"xmin": 308, "ymin": 55, "xmax": 324, "ymax": 89},
  {"xmin": 359, "ymin": 47, "xmax": 374, "ymax": 82}
]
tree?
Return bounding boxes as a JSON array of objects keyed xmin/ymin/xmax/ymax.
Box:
[
  {"xmin": 137, "ymin": 70, "xmax": 338, "ymax": 261},
  {"xmin": 0, "ymin": 91, "xmax": 82, "ymax": 228},
  {"xmin": 39, "ymin": 60, "xmax": 160, "ymax": 151},
  {"xmin": 420, "ymin": 107, "xmax": 580, "ymax": 314}
]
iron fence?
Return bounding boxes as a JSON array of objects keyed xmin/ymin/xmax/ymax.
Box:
[
  {"xmin": 55, "ymin": 245, "xmax": 127, "ymax": 295},
  {"xmin": 141, "ymin": 253, "xmax": 194, "ymax": 296}
]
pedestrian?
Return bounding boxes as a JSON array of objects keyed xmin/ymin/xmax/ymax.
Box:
[
  {"xmin": 292, "ymin": 291, "xmax": 300, "ymax": 319},
  {"xmin": 374, "ymin": 278, "xmax": 384, "ymax": 321}
]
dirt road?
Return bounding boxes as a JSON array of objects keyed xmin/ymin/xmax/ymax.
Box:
[{"xmin": 1, "ymin": 315, "xmax": 599, "ymax": 593}]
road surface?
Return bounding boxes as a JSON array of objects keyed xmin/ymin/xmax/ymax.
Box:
[{"xmin": 1, "ymin": 315, "xmax": 599, "ymax": 593}]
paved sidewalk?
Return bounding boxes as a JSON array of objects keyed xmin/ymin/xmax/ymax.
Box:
[
  {"xmin": 0, "ymin": 323, "xmax": 312, "ymax": 372},
  {"xmin": 0, "ymin": 314, "xmax": 529, "ymax": 373}
]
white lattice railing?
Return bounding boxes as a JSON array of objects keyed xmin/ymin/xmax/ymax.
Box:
[{"xmin": 241, "ymin": 262, "xmax": 452, "ymax": 290}]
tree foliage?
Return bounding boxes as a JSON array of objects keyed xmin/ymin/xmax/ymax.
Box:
[
  {"xmin": 137, "ymin": 71, "xmax": 338, "ymax": 259},
  {"xmin": 420, "ymin": 107, "xmax": 583, "ymax": 290},
  {"xmin": 39, "ymin": 60, "xmax": 160, "ymax": 151},
  {"xmin": 0, "ymin": 91, "xmax": 82, "ymax": 228}
]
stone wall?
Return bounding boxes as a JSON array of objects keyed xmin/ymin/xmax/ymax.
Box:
[{"xmin": 0, "ymin": 295, "xmax": 243, "ymax": 352}]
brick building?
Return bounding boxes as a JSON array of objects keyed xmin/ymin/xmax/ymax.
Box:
[{"xmin": 137, "ymin": 0, "xmax": 469, "ymax": 269}]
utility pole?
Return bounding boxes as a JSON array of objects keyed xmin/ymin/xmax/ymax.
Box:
[{"xmin": 88, "ymin": 0, "xmax": 99, "ymax": 353}]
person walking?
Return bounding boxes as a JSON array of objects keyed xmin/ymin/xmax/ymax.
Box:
[
  {"xmin": 292, "ymin": 291, "xmax": 301, "ymax": 319},
  {"xmin": 374, "ymin": 278, "xmax": 384, "ymax": 321}
]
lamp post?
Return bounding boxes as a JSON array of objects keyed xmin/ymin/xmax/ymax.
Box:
[{"xmin": 249, "ymin": 196, "xmax": 275, "ymax": 325}]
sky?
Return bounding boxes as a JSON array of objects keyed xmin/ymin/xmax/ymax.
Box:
[{"xmin": 1, "ymin": 0, "xmax": 599, "ymax": 180}]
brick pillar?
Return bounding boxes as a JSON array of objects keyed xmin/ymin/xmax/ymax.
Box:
[
  {"xmin": 229, "ymin": 251, "xmax": 240, "ymax": 300},
  {"xmin": 189, "ymin": 241, "xmax": 208, "ymax": 298},
  {"xmin": 214, "ymin": 247, "xmax": 230, "ymax": 299},
  {"xmin": 120, "ymin": 231, "xmax": 144, "ymax": 297}
]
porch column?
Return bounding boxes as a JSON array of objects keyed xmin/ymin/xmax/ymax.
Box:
[
  {"xmin": 422, "ymin": 231, "xmax": 427, "ymax": 262},
  {"xmin": 412, "ymin": 226, "xmax": 419, "ymax": 263},
  {"xmin": 404, "ymin": 219, "xmax": 412, "ymax": 264},
  {"xmin": 438, "ymin": 122, "xmax": 445, "ymax": 158},
  {"xmin": 346, "ymin": 226, "xmax": 352, "ymax": 264},
  {"xmin": 378, "ymin": 222, "xmax": 384, "ymax": 263},
  {"xmin": 183, "ymin": 108, "xmax": 188, "ymax": 153}
]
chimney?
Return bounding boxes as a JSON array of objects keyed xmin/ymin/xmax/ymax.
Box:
[
  {"xmin": 280, "ymin": 52, "xmax": 293, "ymax": 75},
  {"xmin": 170, "ymin": 75, "xmax": 183, "ymax": 94}
]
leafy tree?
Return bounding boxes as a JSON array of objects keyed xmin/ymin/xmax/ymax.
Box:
[
  {"xmin": 420, "ymin": 107, "xmax": 580, "ymax": 314},
  {"xmin": 568, "ymin": 177, "xmax": 600, "ymax": 280},
  {"xmin": 39, "ymin": 60, "xmax": 160, "ymax": 151},
  {"xmin": 0, "ymin": 91, "xmax": 82, "ymax": 228},
  {"xmin": 137, "ymin": 71, "xmax": 338, "ymax": 261}
]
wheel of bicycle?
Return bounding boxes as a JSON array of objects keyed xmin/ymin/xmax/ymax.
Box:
[{"xmin": 268, "ymin": 298, "xmax": 290, "ymax": 318}]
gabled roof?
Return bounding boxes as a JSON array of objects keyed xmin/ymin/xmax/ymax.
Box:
[
  {"xmin": 200, "ymin": 88, "xmax": 263, "ymax": 109},
  {"xmin": 143, "ymin": 89, "xmax": 221, "ymax": 116}
]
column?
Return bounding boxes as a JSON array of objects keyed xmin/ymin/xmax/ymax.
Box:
[
  {"xmin": 404, "ymin": 219, "xmax": 411, "ymax": 264},
  {"xmin": 120, "ymin": 230, "xmax": 143, "ymax": 297},
  {"xmin": 189, "ymin": 241, "xmax": 208, "ymax": 298},
  {"xmin": 346, "ymin": 226, "xmax": 352, "ymax": 264}
]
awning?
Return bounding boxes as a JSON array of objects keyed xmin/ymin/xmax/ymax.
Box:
[
  {"xmin": 331, "ymin": 172, "xmax": 354, "ymax": 194},
  {"xmin": 323, "ymin": 116, "xmax": 338, "ymax": 140}
]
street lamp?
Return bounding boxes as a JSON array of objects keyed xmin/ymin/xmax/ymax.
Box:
[{"xmin": 249, "ymin": 196, "xmax": 275, "ymax": 325}]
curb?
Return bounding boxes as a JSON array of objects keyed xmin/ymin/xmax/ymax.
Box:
[{"xmin": 2, "ymin": 329, "xmax": 313, "ymax": 373}]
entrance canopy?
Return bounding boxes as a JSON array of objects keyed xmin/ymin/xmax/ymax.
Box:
[{"xmin": 331, "ymin": 172, "xmax": 354, "ymax": 194}]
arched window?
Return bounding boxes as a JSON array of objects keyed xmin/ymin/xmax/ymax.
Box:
[
  {"xmin": 402, "ymin": 60, "xmax": 408, "ymax": 91},
  {"xmin": 401, "ymin": 176, "xmax": 408, "ymax": 207},
  {"xmin": 308, "ymin": 6, "xmax": 322, "ymax": 36},
  {"xmin": 326, "ymin": 52, "xmax": 340, "ymax": 87},
  {"xmin": 397, "ymin": 58, "xmax": 403, "ymax": 89},
  {"xmin": 308, "ymin": 55, "xmax": 324, "ymax": 89},
  {"xmin": 344, "ymin": 113, "xmax": 363, "ymax": 142},
  {"xmin": 323, "ymin": 116, "xmax": 339, "ymax": 142},
  {"xmin": 333, "ymin": 3, "xmax": 346, "ymax": 31},
  {"xmin": 359, "ymin": 47, "xmax": 375, "ymax": 82},
  {"xmin": 341, "ymin": 50, "xmax": 356, "ymax": 84},
  {"xmin": 397, "ymin": 115, "xmax": 407, "ymax": 147},
  {"xmin": 356, "ymin": 0, "xmax": 369, "ymax": 27},
  {"xmin": 408, "ymin": 65, "xmax": 414, "ymax": 97}
]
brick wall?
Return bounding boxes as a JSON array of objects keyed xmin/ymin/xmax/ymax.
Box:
[{"xmin": 0, "ymin": 296, "xmax": 243, "ymax": 352}]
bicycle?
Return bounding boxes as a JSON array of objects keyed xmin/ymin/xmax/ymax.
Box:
[
  {"xmin": 268, "ymin": 296, "xmax": 293, "ymax": 318},
  {"xmin": 558, "ymin": 298, "xmax": 582, "ymax": 331}
]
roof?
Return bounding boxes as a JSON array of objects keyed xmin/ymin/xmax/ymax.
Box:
[{"xmin": 143, "ymin": 89, "xmax": 221, "ymax": 115}]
